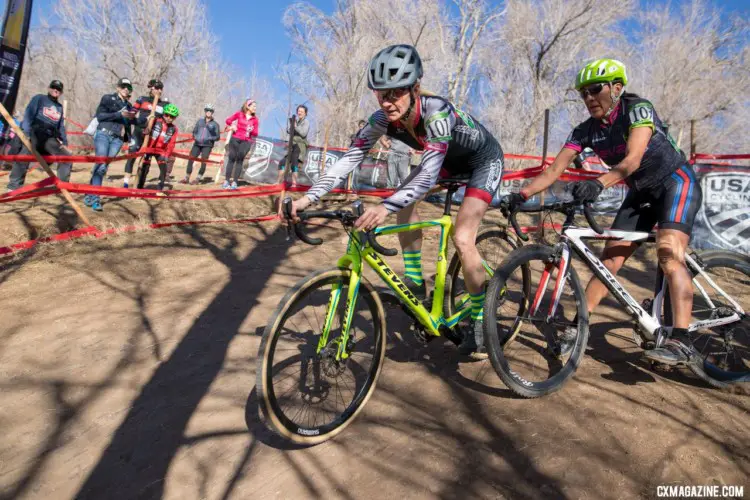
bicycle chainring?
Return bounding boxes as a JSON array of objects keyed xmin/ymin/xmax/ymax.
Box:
[{"xmin": 411, "ymin": 324, "xmax": 432, "ymax": 345}]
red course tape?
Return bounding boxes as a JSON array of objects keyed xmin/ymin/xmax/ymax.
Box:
[{"xmin": 0, "ymin": 215, "xmax": 280, "ymax": 256}]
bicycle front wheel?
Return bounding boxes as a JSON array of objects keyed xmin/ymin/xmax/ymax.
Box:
[
  {"xmin": 257, "ymin": 267, "xmax": 387, "ymax": 444},
  {"xmin": 484, "ymin": 244, "xmax": 589, "ymax": 398}
]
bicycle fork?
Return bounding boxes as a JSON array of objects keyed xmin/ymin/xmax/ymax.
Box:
[
  {"xmin": 502, "ymin": 243, "xmax": 572, "ymax": 348},
  {"xmin": 319, "ymin": 267, "xmax": 362, "ymax": 361},
  {"xmin": 530, "ymin": 243, "xmax": 572, "ymax": 321}
]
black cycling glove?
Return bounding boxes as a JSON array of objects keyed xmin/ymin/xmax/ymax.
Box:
[
  {"xmin": 572, "ymin": 179, "xmax": 604, "ymax": 203},
  {"xmin": 506, "ymin": 192, "xmax": 527, "ymax": 209}
]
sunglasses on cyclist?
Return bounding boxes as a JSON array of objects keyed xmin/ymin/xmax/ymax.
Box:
[
  {"xmin": 579, "ymin": 82, "xmax": 610, "ymax": 99},
  {"xmin": 375, "ymin": 87, "xmax": 412, "ymax": 102}
]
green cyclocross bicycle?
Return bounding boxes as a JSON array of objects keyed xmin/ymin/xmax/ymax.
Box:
[{"xmin": 256, "ymin": 179, "xmax": 521, "ymax": 444}]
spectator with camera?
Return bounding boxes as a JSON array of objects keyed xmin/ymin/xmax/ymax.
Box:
[{"xmin": 83, "ymin": 77, "xmax": 135, "ymax": 211}]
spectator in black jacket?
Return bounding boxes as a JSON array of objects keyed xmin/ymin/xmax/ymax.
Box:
[
  {"xmin": 7, "ymin": 80, "xmax": 71, "ymax": 192},
  {"xmin": 181, "ymin": 104, "xmax": 221, "ymax": 184},
  {"xmin": 123, "ymin": 78, "xmax": 165, "ymax": 187},
  {"xmin": 84, "ymin": 78, "xmax": 135, "ymax": 211}
]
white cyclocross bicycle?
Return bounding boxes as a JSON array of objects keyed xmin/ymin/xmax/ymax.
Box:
[{"xmin": 483, "ymin": 200, "xmax": 750, "ymax": 398}]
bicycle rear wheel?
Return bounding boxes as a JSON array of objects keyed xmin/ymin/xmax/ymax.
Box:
[
  {"xmin": 257, "ymin": 267, "xmax": 387, "ymax": 444},
  {"xmin": 484, "ymin": 244, "xmax": 589, "ymax": 398},
  {"xmin": 445, "ymin": 228, "xmax": 520, "ymax": 317},
  {"xmin": 667, "ymin": 251, "xmax": 750, "ymax": 388}
]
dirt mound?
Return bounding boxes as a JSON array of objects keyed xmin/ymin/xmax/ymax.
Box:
[{"xmin": 0, "ymin": 200, "xmax": 748, "ymax": 499}]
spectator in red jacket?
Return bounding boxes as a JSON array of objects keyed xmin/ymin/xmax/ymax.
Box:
[
  {"xmin": 223, "ymin": 99, "xmax": 259, "ymax": 189},
  {"xmin": 137, "ymin": 103, "xmax": 179, "ymax": 191}
]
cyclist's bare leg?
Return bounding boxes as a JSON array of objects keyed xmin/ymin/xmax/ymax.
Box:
[
  {"xmin": 396, "ymin": 203, "xmax": 422, "ymax": 252},
  {"xmin": 452, "ymin": 196, "xmax": 490, "ymax": 295},
  {"xmin": 584, "ymin": 240, "xmax": 639, "ymax": 314},
  {"xmin": 656, "ymin": 229, "xmax": 692, "ymax": 328}
]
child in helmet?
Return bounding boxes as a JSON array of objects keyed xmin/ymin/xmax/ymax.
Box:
[{"xmin": 137, "ymin": 103, "xmax": 179, "ymax": 190}]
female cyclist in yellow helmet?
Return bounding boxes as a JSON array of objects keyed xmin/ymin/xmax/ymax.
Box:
[{"xmin": 508, "ymin": 58, "xmax": 703, "ymax": 366}]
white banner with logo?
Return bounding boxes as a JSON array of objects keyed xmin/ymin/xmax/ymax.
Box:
[{"xmin": 696, "ymin": 171, "xmax": 750, "ymax": 253}]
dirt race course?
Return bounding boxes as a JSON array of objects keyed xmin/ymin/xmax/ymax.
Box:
[{"xmin": 0, "ymin": 184, "xmax": 748, "ymax": 499}]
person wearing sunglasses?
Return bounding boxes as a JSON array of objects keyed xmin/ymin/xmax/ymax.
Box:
[
  {"xmin": 508, "ymin": 58, "xmax": 702, "ymax": 367},
  {"xmin": 288, "ymin": 44, "xmax": 505, "ymax": 360}
]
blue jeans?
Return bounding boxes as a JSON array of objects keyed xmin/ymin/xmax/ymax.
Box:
[{"xmin": 90, "ymin": 130, "xmax": 124, "ymax": 186}]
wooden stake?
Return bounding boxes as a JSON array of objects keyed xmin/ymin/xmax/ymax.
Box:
[
  {"xmin": 135, "ymin": 89, "xmax": 162, "ymax": 186},
  {"xmin": 537, "ymin": 108, "xmax": 550, "ymax": 227},
  {"xmin": 0, "ymin": 102, "xmax": 92, "ymax": 226},
  {"xmin": 319, "ymin": 123, "xmax": 330, "ymax": 176},
  {"xmin": 690, "ymin": 119, "xmax": 696, "ymax": 160}
]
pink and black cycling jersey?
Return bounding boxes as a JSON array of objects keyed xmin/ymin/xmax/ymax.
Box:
[
  {"xmin": 306, "ymin": 95, "xmax": 504, "ymax": 211},
  {"xmin": 564, "ymin": 96, "xmax": 687, "ymax": 190}
]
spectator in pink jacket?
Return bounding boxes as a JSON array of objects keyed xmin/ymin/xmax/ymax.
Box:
[{"xmin": 223, "ymin": 99, "xmax": 259, "ymax": 189}]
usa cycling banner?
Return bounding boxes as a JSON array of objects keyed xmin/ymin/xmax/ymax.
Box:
[
  {"xmin": 0, "ymin": 0, "xmax": 33, "ymax": 134},
  {"xmin": 240, "ymin": 135, "xmax": 391, "ymax": 190},
  {"xmin": 696, "ymin": 168, "xmax": 750, "ymax": 254}
]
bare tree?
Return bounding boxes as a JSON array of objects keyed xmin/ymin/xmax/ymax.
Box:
[
  {"xmin": 629, "ymin": 0, "xmax": 750, "ymax": 153},
  {"xmin": 54, "ymin": 0, "xmax": 213, "ymax": 87},
  {"xmin": 17, "ymin": 0, "xmax": 747, "ymax": 159},
  {"xmin": 438, "ymin": 0, "xmax": 505, "ymax": 108},
  {"xmin": 15, "ymin": 0, "xmax": 280, "ymax": 139},
  {"xmin": 282, "ymin": 0, "xmax": 634, "ymax": 153},
  {"xmin": 282, "ymin": 0, "xmax": 456, "ymax": 146},
  {"xmin": 479, "ymin": 0, "xmax": 634, "ymax": 159}
]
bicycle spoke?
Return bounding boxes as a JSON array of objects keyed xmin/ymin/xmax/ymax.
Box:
[
  {"xmin": 259, "ymin": 269, "xmax": 385, "ymax": 440},
  {"xmin": 484, "ymin": 245, "xmax": 588, "ymax": 398}
]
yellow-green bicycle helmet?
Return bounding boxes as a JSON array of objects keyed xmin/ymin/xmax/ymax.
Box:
[{"xmin": 575, "ymin": 59, "xmax": 628, "ymax": 90}]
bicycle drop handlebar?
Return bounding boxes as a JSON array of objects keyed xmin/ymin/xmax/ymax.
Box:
[
  {"xmin": 282, "ymin": 198, "xmax": 398, "ymax": 256},
  {"xmin": 501, "ymin": 199, "xmax": 604, "ymax": 242}
]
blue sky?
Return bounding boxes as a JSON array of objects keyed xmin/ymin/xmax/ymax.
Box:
[
  {"xmin": 206, "ymin": 0, "xmax": 749, "ymax": 132},
  {"xmin": 19, "ymin": 0, "xmax": 750, "ymax": 135}
]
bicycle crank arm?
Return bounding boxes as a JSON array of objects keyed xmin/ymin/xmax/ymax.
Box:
[{"xmin": 440, "ymin": 325, "xmax": 463, "ymax": 346}]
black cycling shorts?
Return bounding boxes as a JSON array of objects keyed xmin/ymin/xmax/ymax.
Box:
[
  {"xmin": 612, "ymin": 164, "xmax": 702, "ymax": 235},
  {"xmin": 439, "ymin": 154, "xmax": 505, "ymax": 204}
]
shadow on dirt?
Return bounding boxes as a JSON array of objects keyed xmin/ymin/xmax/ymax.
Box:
[
  {"xmin": 67, "ymin": 221, "xmax": 291, "ymax": 499},
  {"xmin": 2, "ymin": 212, "xmax": 749, "ymax": 500}
]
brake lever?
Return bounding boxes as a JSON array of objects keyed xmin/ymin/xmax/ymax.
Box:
[
  {"xmin": 510, "ymin": 208, "xmax": 529, "ymax": 242},
  {"xmin": 583, "ymin": 203, "xmax": 604, "ymax": 234},
  {"xmin": 283, "ymin": 197, "xmax": 323, "ymax": 245}
]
